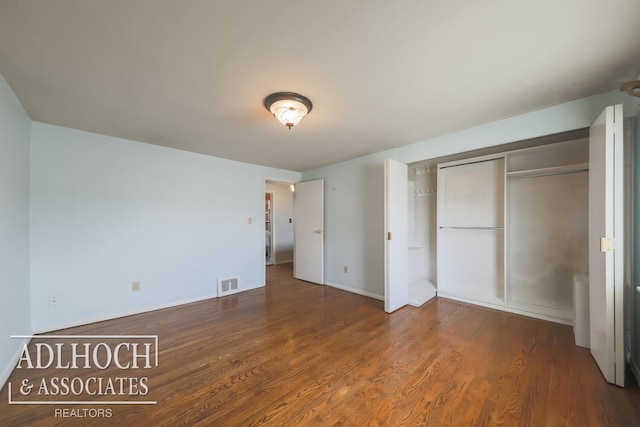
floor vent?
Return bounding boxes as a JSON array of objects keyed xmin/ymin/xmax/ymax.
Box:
[{"xmin": 218, "ymin": 276, "xmax": 240, "ymax": 297}]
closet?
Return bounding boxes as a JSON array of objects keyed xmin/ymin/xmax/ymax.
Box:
[
  {"xmin": 388, "ymin": 104, "xmax": 627, "ymax": 386},
  {"xmin": 407, "ymin": 165, "xmax": 437, "ymax": 306},
  {"xmin": 408, "ymin": 136, "xmax": 589, "ymax": 324},
  {"xmin": 505, "ymin": 139, "xmax": 588, "ymax": 323}
]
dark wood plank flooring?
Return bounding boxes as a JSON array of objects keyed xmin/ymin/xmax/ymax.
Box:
[{"xmin": 1, "ymin": 263, "xmax": 639, "ymax": 426}]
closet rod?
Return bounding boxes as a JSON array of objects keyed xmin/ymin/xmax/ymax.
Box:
[
  {"xmin": 506, "ymin": 168, "xmax": 588, "ymax": 180},
  {"xmin": 439, "ymin": 157, "xmax": 500, "ymax": 170}
]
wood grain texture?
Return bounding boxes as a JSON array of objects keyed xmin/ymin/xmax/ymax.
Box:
[{"xmin": 1, "ymin": 263, "xmax": 639, "ymax": 426}]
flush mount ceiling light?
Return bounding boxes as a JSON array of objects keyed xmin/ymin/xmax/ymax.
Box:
[
  {"xmin": 621, "ymin": 80, "xmax": 640, "ymax": 98},
  {"xmin": 263, "ymin": 92, "xmax": 313, "ymax": 129}
]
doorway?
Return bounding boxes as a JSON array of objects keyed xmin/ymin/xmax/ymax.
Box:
[
  {"xmin": 264, "ymin": 179, "xmax": 296, "ymax": 285},
  {"xmin": 262, "ymin": 178, "xmax": 325, "ymax": 287},
  {"xmin": 265, "ymin": 191, "xmax": 274, "ymax": 265}
]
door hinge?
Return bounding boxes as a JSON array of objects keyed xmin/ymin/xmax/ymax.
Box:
[
  {"xmin": 600, "ymin": 237, "xmax": 612, "ymax": 252},
  {"xmin": 388, "ymin": 232, "xmax": 392, "ymax": 240}
]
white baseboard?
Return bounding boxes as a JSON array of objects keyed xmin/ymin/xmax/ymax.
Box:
[
  {"xmin": 324, "ymin": 281, "xmax": 384, "ymax": 301},
  {"xmin": 438, "ymin": 294, "xmax": 573, "ymax": 326},
  {"xmin": 32, "ymin": 281, "xmax": 269, "ymax": 334},
  {"xmin": 240, "ymin": 282, "xmax": 265, "ymax": 292},
  {"xmin": 274, "ymin": 259, "xmax": 293, "ymax": 265},
  {"xmin": 437, "ymin": 293, "xmax": 504, "ymax": 312},
  {"xmin": 0, "ymin": 336, "xmax": 30, "ymax": 392},
  {"xmin": 32, "ymin": 293, "xmax": 219, "ymax": 334},
  {"xmin": 505, "ymin": 307, "xmax": 573, "ymax": 326},
  {"xmin": 4, "ymin": 286, "xmax": 271, "ymax": 389}
]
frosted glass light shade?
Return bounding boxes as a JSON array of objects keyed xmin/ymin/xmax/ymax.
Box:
[
  {"xmin": 264, "ymin": 92, "xmax": 313, "ymax": 129},
  {"xmin": 269, "ymin": 99, "xmax": 308, "ymax": 129}
]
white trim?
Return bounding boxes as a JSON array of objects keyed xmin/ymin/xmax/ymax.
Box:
[
  {"xmin": 242, "ymin": 282, "xmax": 265, "ymax": 291},
  {"xmin": 263, "ymin": 176, "xmax": 297, "ymax": 185},
  {"xmin": 274, "ymin": 259, "xmax": 293, "ymax": 265},
  {"xmin": 324, "ymin": 281, "xmax": 384, "ymax": 301},
  {"xmin": 438, "ymin": 152, "xmax": 506, "ymax": 169},
  {"xmin": 0, "ymin": 336, "xmax": 31, "ymax": 392},
  {"xmin": 505, "ymin": 308, "xmax": 573, "ymax": 326},
  {"xmin": 32, "ymin": 294, "xmax": 218, "ymax": 334},
  {"xmin": 437, "ymin": 293, "xmax": 504, "ymax": 312}
]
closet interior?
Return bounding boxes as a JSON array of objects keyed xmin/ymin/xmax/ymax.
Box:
[
  {"xmin": 407, "ymin": 164, "xmax": 437, "ymax": 306},
  {"xmin": 407, "ymin": 132, "xmax": 589, "ymax": 324}
]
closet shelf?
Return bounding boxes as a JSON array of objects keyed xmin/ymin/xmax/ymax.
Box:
[
  {"xmin": 506, "ymin": 163, "xmax": 588, "ymax": 179},
  {"xmin": 413, "ymin": 166, "xmax": 436, "ymax": 175},
  {"xmin": 439, "ymin": 226, "xmax": 504, "ymax": 230}
]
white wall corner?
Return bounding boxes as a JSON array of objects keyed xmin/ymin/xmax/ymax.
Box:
[{"xmin": 0, "ymin": 336, "xmax": 30, "ymax": 392}]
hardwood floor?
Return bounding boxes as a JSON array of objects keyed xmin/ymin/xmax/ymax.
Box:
[{"xmin": 1, "ymin": 263, "xmax": 639, "ymax": 426}]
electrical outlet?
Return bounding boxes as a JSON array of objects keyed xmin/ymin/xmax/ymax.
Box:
[
  {"xmin": 49, "ymin": 296, "xmax": 57, "ymax": 307},
  {"xmin": 344, "ymin": 266, "xmax": 348, "ymax": 273},
  {"xmin": 132, "ymin": 281, "xmax": 141, "ymax": 292}
]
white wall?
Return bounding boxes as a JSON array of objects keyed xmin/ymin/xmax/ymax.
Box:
[
  {"xmin": 302, "ymin": 89, "xmax": 637, "ymax": 299},
  {"xmin": 265, "ymin": 182, "xmax": 294, "ymax": 263},
  {"xmin": 0, "ymin": 75, "xmax": 31, "ymax": 388},
  {"xmin": 30, "ymin": 123, "xmax": 300, "ymax": 333},
  {"xmin": 303, "ymin": 150, "xmax": 395, "ymax": 299}
]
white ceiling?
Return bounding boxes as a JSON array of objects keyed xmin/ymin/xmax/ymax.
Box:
[{"xmin": 1, "ymin": 1, "xmax": 639, "ymax": 172}]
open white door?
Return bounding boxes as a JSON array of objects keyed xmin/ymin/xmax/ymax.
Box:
[
  {"xmin": 589, "ymin": 103, "xmax": 625, "ymax": 386},
  {"xmin": 294, "ymin": 180, "xmax": 324, "ymax": 284},
  {"xmin": 384, "ymin": 159, "xmax": 409, "ymax": 313}
]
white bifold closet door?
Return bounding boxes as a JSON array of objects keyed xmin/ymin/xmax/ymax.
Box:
[
  {"xmin": 437, "ymin": 156, "xmax": 505, "ymax": 309},
  {"xmin": 384, "ymin": 159, "xmax": 409, "ymax": 313},
  {"xmin": 589, "ymin": 104, "xmax": 625, "ymax": 387}
]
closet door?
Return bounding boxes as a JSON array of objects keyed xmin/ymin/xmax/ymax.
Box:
[
  {"xmin": 384, "ymin": 159, "xmax": 409, "ymax": 313},
  {"xmin": 437, "ymin": 156, "xmax": 505, "ymax": 308},
  {"xmin": 589, "ymin": 104, "xmax": 625, "ymax": 386}
]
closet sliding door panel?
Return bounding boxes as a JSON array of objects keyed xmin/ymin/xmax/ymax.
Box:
[
  {"xmin": 440, "ymin": 159, "xmax": 504, "ymax": 228},
  {"xmin": 438, "ymin": 157, "xmax": 505, "ymax": 308},
  {"xmin": 507, "ymin": 172, "xmax": 588, "ymax": 321},
  {"xmin": 439, "ymin": 228, "xmax": 504, "ymax": 306}
]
